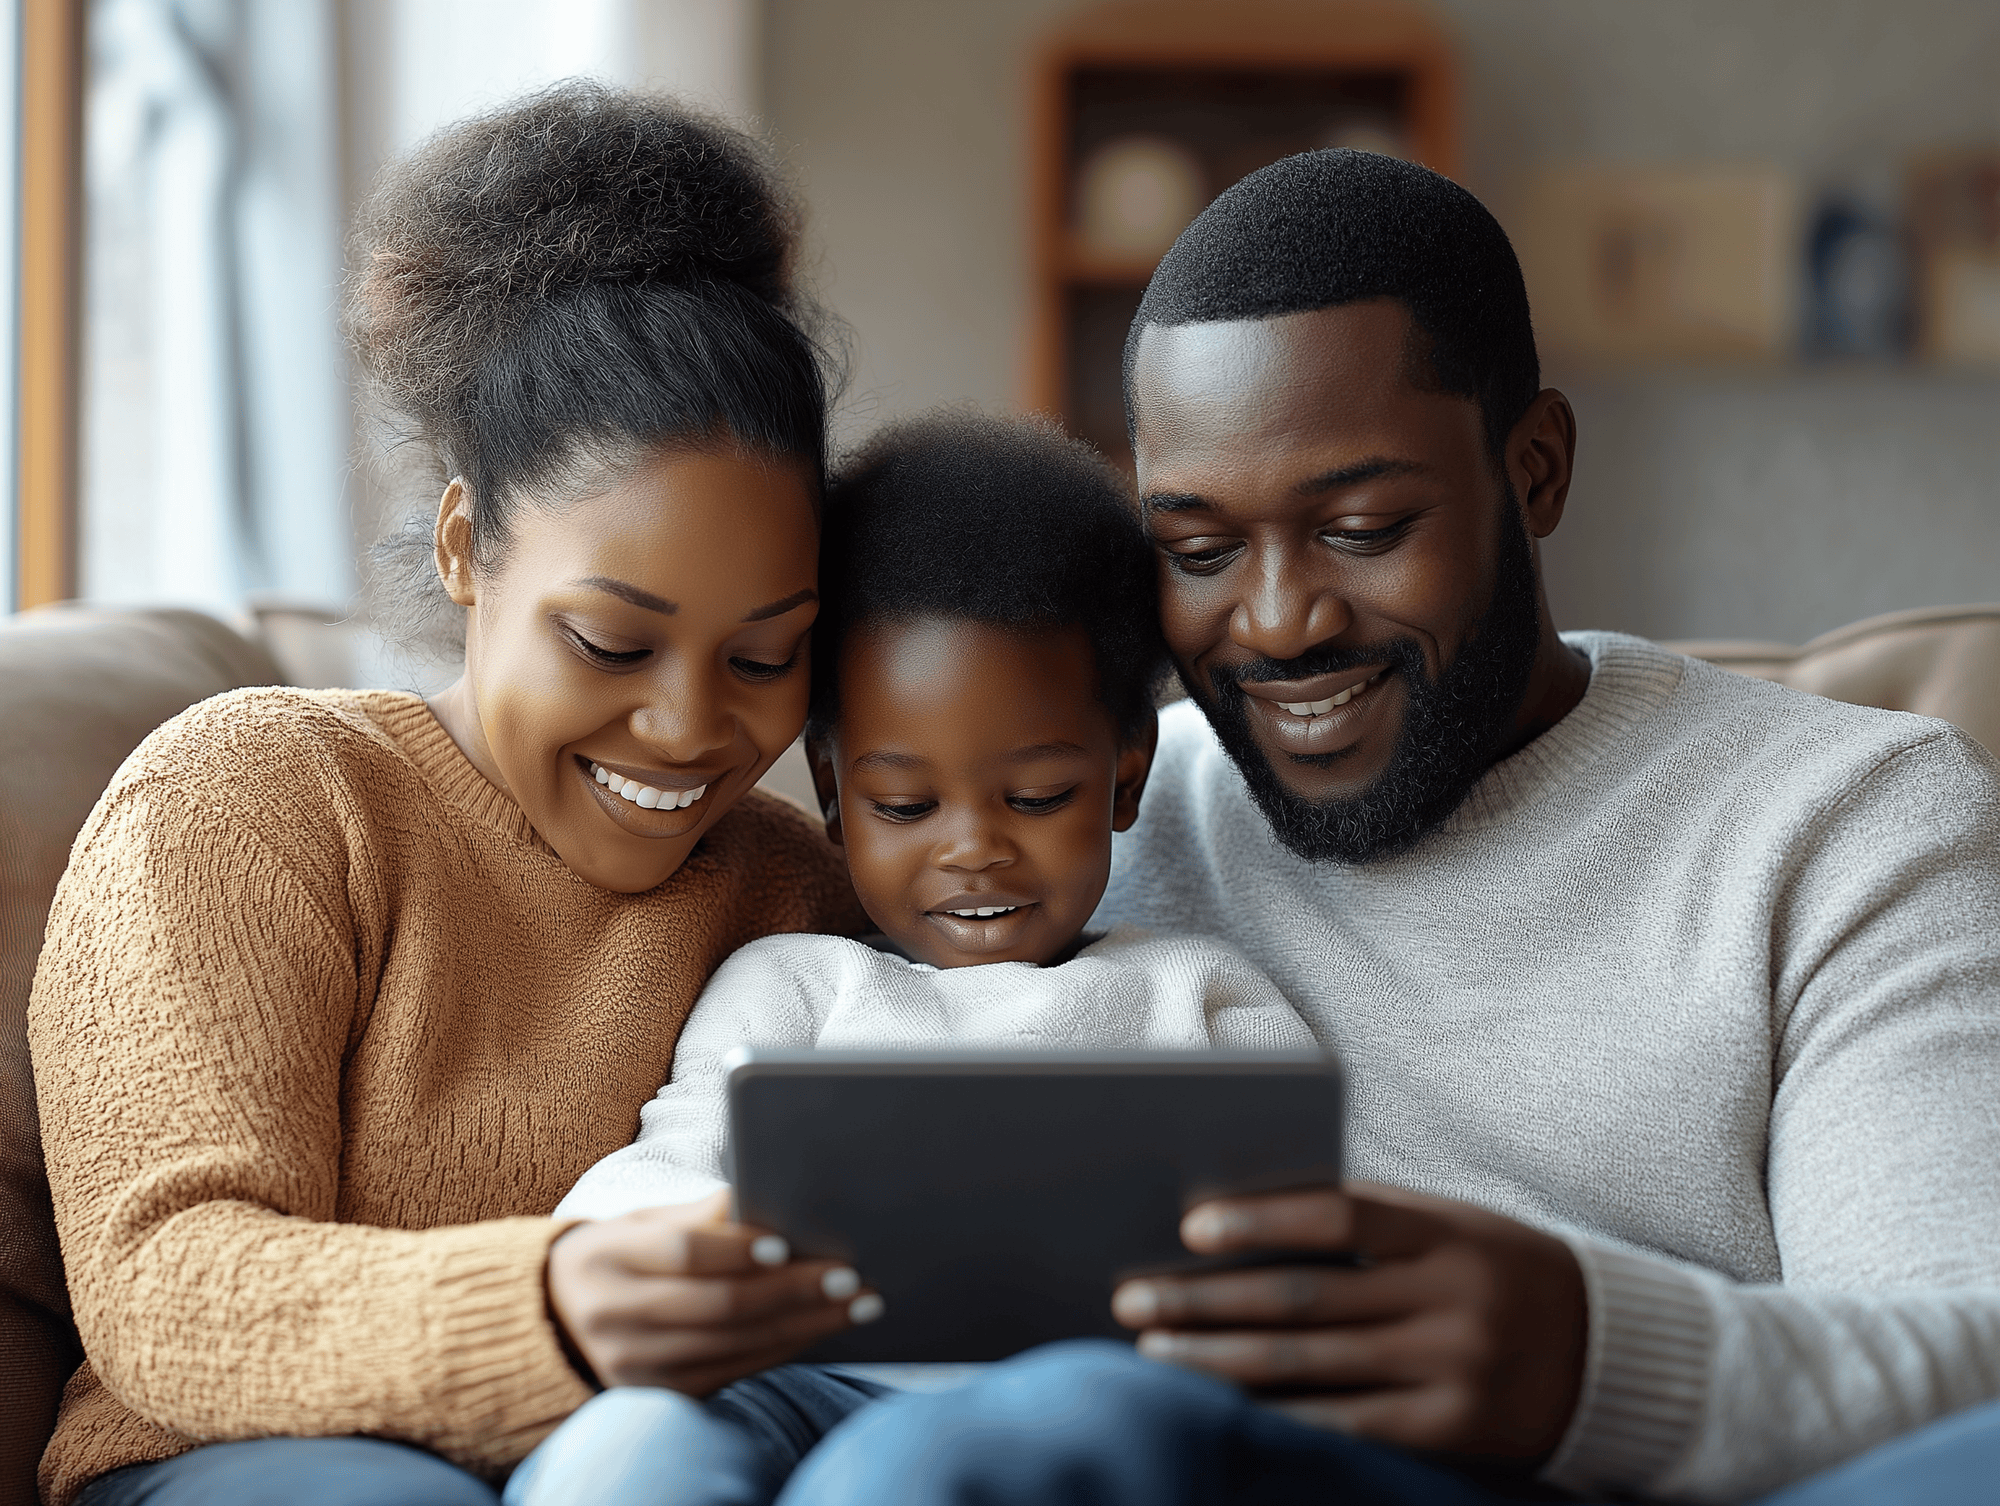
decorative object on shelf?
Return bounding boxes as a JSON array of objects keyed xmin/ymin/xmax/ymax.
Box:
[
  {"xmin": 1909, "ymin": 151, "xmax": 2000, "ymax": 366},
  {"xmin": 1027, "ymin": 0, "xmax": 1458, "ymax": 468},
  {"xmin": 1075, "ymin": 134, "xmax": 1207, "ymax": 260},
  {"xmin": 1512, "ymin": 164, "xmax": 1800, "ymax": 364},
  {"xmin": 1802, "ymin": 193, "xmax": 1910, "ymax": 361}
]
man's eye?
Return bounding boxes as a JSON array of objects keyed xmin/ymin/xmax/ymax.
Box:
[
  {"xmin": 1008, "ymin": 787, "xmax": 1078, "ymax": 814},
  {"xmin": 730, "ymin": 654, "xmax": 798, "ymax": 683},
  {"xmin": 1161, "ymin": 541, "xmax": 1242, "ymax": 576},
  {"xmin": 869, "ymin": 800, "xmax": 937, "ymax": 823},
  {"xmin": 1322, "ymin": 519, "xmax": 1415, "ymax": 554},
  {"xmin": 567, "ymin": 629, "xmax": 649, "ymax": 666}
]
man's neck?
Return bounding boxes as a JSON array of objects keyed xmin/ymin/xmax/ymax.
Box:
[{"xmin": 1503, "ymin": 616, "xmax": 1591, "ymax": 759}]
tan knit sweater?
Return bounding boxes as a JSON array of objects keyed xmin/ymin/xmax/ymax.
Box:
[{"xmin": 26, "ymin": 689, "xmax": 864, "ymax": 1504}]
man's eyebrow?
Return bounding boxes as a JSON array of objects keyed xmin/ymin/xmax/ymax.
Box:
[
  {"xmin": 1141, "ymin": 492, "xmax": 1210, "ymax": 515},
  {"xmin": 743, "ymin": 588, "xmax": 818, "ymax": 623},
  {"xmin": 576, "ymin": 576, "xmax": 676, "ymax": 615},
  {"xmin": 1299, "ymin": 458, "xmax": 1423, "ymax": 494},
  {"xmin": 850, "ymin": 750, "xmax": 928, "ymax": 773}
]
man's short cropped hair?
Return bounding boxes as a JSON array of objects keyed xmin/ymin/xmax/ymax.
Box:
[
  {"xmin": 1125, "ymin": 149, "xmax": 1540, "ymax": 456},
  {"xmin": 809, "ymin": 410, "xmax": 1166, "ymax": 744}
]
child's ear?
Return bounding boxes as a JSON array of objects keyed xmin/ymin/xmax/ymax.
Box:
[
  {"xmin": 1111, "ymin": 709, "xmax": 1158, "ymax": 834},
  {"xmin": 807, "ymin": 735, "xmax": 844, "ymax": 847}
]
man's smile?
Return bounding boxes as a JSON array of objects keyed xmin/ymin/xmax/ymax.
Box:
[{"xmin": 1234, "ymin": 666, "xmax": 1402, "ymax": 760}]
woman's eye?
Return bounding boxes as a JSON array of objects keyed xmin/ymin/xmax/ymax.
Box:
[
  {"xmin": 869, "ymin": 800, "xmax": 937, "ymax": 823},
  {"xmin": 730, "ymin": 654, "xmax": 799, "ymax": 683},
  {"xmin": 1008, "ymin": 787, "xmax": 1079, "ymax": 814},
  {"xmin": 567, "ymin": 629, "xmax": 650, "ymax": 666}
]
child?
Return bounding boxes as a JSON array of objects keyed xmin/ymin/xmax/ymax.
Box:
[{"xmin": 508, "ymin": 412, "xmax": 1315, "ymax": 1506}]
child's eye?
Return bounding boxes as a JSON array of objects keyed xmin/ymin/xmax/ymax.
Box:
[
  {"xmin": 1008, "ymin": 786, "xmax": 1078, "ymax": 814},
  {"xmin": 730, "ymin": 654, "xmax": 798, "ymax": 683},
  {"xmin": 869, "ymin": 800, "xmax": 937, "ymax": 823}
]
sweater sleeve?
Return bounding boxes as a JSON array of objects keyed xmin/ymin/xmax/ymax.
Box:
[
  {"xmin": 1544, "ymin": 730, "xmax": 2000, "ymax": 1503},
  {"xmin": 553, "ymin": 936, "xmax": 841, "ymax": 1220},
  {"xmin": 27, "ymin": 741, "xmax": 590, "ymax": 1474}
]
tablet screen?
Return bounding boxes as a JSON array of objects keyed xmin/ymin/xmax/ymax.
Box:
[{"xmin": 727, "ymin": 1049, "xmax": 1343, "ymax": 1363}]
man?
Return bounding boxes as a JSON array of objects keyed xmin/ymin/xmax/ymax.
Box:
[{"xmin": 783, "ymin": 152, "xmax": 2000, "ymax": 1504}]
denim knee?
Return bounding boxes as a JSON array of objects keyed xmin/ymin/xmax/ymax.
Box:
[{"xmin": 505, "ymin": 1387, "xmax": 768, "ymax": 1506}]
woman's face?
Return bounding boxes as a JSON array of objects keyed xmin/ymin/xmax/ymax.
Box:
[{"xmin": 432, "ymin": 448, "xmax": 820, "ymax": 893}]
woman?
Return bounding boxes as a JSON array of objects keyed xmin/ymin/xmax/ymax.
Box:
[{"xmin": 28, "ymin": 84, "xmax": 870, "ymax": 1506}]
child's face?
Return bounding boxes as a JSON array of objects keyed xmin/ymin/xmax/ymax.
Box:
[{"xmin": 814, "ymin": 617, "xmax": 1153, "ymax": 969}]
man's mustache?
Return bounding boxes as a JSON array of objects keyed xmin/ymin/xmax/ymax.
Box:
[{"xmin": 1206, "ymin": 638, "xmax": 1428, "ymax": 691}]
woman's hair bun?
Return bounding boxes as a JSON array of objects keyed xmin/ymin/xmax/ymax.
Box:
[{"xmin": 349, "ymin": 80, "xmax": 804, "ymax": 427}]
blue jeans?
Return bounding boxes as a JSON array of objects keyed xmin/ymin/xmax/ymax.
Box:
[
  {"xmin": 75, "ymin": 1343, "xmax": 2000, "ymax": 1505},
  {"xmin": 777, "ymin": 1341, "xmax": 2000, "ymax": 1506}
]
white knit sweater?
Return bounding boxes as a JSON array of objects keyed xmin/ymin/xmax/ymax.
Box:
[
  {"xmin": 554, "ymin": 927, "xmax": 1316, "ymax": 1220},
  {"xmin": 1092, "ymin": 631, "xmax": 2000, "ymax": 1503}
]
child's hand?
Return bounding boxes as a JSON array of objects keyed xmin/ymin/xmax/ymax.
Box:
[{"xmin": 547, "ymin": 1189, "xmax": 879, "ymax": 1394}]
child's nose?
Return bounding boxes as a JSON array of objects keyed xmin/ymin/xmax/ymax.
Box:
[{"xmin": 935, "ymin": 814, "xmax": 1016, "ymax": 871}]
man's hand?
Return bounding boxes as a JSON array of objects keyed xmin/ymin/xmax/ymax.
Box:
[
  {"xmin": 1111, "ymin": 1182, "xmax": 1587, "ymax": 1461},
  {"xmin": 547, "ymin": 1190, "xmax": 878, "ymax": 1394}
]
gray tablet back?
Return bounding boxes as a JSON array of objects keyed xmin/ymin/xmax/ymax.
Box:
[{"xmin": 726, "ymin": 1050, "xmax": 1342, "ymax": 1363}]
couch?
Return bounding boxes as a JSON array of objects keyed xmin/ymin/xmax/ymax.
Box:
[{"xmin": 2, "ymin": 601, "xmax": 1996, "ymax": 1506}]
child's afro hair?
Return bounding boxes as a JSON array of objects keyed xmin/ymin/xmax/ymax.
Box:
[
  {"xmin": 810, "ymin": 410, "xmax": 1165, "ymax": 745},
  {"xmin": 1125, "ymin": 149, "xmax": 1539, "ymax": 457}
]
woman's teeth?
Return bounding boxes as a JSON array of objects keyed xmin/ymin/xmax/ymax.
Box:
[
  {"xmin": 591, "ymin": 762, "xmax": 706, "ymax": 811},
  {"xmin": 1277, "ymin": 671, "xmax": 1386, "ymax": 718},
  {"xmin": 944, "ymin": 906, "xmax": 1019, "ymax": 918}
]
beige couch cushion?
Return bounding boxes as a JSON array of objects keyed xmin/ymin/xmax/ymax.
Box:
[
  {"xmin": 0, "ymin": 608, "xmax": 280, "ymax": 1506},
  {"xmin": 1669, "ymin": 604, "xmax": 2000, "ymax": 759}
]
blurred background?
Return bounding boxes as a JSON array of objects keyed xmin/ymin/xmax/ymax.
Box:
[{"xmin": 2, "ymin": 0, "xmax": 1997, "ymax": 689}]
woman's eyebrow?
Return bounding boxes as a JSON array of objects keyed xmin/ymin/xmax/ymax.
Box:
[
  {"xmin": 576, "ymin": 576, "xmax": 677, "ymax": 615},
  {"xmin": 743, "ymin": 587, "xmax": 818, "ymax": 622}
]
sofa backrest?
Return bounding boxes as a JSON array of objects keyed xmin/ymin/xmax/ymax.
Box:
[
  {"xmin": 0, "ymin": 608, "xmax": 281, "ymax": 1506},
  {"xmin": 1669, "ymin": 603, "xmax": 2000, "ymax": 759}
]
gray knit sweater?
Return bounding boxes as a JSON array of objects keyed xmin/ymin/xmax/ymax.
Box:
[{"xmin": 1092, "ymin": 631, "xmax": 2000, "ymax": 1504}]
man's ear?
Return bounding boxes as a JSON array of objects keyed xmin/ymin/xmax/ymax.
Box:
[
  {"xmin": 433, "ymin": 480, "xmax": 478, "ymax": 606},
  {"xmin": 1111, "ymin": 708, "xmax": 1159, "ymax": 834},
  {"xmin": 1505, "ymin": 389, "xmax": 1577, "ymax": 541},
  {"xmin": 807, "ymin": 735, "xmax": 843, "ymax": 847}
]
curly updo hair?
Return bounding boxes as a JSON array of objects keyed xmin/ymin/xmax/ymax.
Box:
[
  {"xmin": 807, "ymin": 410, "xmax": 1167, "ymax": 747},
  {"xmin": 349, "ymin": 82, "xmax": 838, "ymax": 642}
]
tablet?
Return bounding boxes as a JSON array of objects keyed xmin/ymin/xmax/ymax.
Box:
[{"xmin": 726, "ymin": 1048, "xmax": 1343, "ymax": 1363}]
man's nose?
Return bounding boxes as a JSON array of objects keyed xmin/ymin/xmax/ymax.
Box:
[{"xmin": 1230, "ymin": 546, "xmax": 1352, "ymax": 662}]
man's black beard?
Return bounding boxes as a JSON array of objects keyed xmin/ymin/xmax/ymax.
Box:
[{"xmin": 1188, "ymin": 495, "xmax": 1544, "ymax": 865}]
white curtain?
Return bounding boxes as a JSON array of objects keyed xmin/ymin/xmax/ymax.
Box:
[{"xmin": 82, "ymin": 0, "xmax": 348, "ymax": 615}]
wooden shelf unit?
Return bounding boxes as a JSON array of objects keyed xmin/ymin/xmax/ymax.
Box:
[{"xmin": 1025, "ymin": 0, "xmax": 1459, "ymax": 468}]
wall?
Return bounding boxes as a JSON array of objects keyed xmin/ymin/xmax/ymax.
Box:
[{"xmin": 764, "ymin": 0, "xmax": 2000, "ymax": 644}]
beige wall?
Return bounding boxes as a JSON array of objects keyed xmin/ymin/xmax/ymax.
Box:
[{"xmin": 764, "ymin": 0, "xmax": 2000, "ymax": 644}]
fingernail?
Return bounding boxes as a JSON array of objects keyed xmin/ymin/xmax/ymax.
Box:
[
  {"xmin": 750, "ymin": 1236, "xmax": 790, "ymax": 1267},
  {"xmin": 1113, "ymin": 1281, "xmax": 1159, "ymax": 1326},
  {"xmin": 1137, "ymin": 1331, "xmax": 1183, "ymax": 1359},
  {"xmin": 848, "ymin": 1292, "xmax": 885, "ymax": 1324},
  {"xmin": 821, "ymin": 1266, "xmax": 861, "ymax": 1300},
  {"xmin": 1187, "ymin": 1206, "xmax": 1248, "ymax": 1243}
]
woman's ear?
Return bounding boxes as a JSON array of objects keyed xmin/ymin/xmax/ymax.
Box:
[
  {"xmin": 1111, "ymin": 708, "xmax": 1158, "ymax": 834},
  {"xmin": 433, "ymin": 480, "xmax": 478, "ymax": 606},
  {"xmin": 807, "ymin": 736, "xmax": 843, "ymax": 847}
]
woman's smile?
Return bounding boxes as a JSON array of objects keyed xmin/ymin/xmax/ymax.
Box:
[{"xmin": 579, "ymin": 755, "xmax": 721, "ymax": 835}]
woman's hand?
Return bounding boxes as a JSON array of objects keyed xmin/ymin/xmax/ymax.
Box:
[
  {"xmin": 547, "ymin": 1190, "xmax": 878, "ymax": 1394},
  {"xmin": 1111, "ymin": 1181, "xmax": 1587, "ymax": 1461}
]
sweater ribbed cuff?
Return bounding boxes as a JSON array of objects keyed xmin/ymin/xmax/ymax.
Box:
[
  {"xmin": 1541, "ymin": 1237, "xmax": 1713, "ymax": 1499},
  {"xmin": 425, "ymin": 1217, "xmax": 595, "ymax": 1474}
]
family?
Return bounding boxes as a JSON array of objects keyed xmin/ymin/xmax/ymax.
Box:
[{"xmin": 25, "ymin": 83, "xmax": 2000, "ymax": 1506}]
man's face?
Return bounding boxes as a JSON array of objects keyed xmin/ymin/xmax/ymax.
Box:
[{"xmin": 1130, "ymin": 299, "xmax": 1544, "ymax": 863}]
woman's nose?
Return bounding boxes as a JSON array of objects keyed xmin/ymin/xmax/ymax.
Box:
[
  {"xmin": 627, "ymin": 658, "xmax": 735, "ymax": 763},
  {"xmin": 1230, "ymin": 546, "xmax": 1352, "ymax": 662}
]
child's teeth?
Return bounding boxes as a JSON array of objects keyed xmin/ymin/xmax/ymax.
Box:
[
  {"xmin": 947, "ymin": 905, "xmax": 1018, "ymax": 918},
  {"xmin": 590, "ymin": 764, "xmax": 708, "ymax": 811}
]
